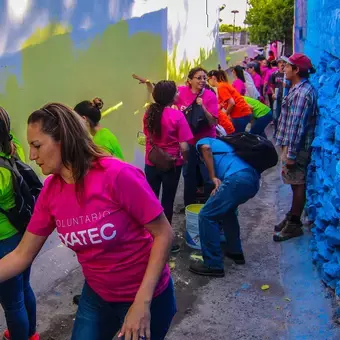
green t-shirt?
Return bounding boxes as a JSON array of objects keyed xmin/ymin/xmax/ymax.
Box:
[
  {"xmin": 93, "ymin": 128, "xmax": 124, "ymax": 160},
  {"xmin": 244, "ymin": 96, "xmax": 271, "ymax": 119},
  {"xmin": 0, "ymin": 132, "xmax": 25, "ymax": 240}
]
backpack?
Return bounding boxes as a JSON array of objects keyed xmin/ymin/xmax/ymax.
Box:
[
  {"xmin": 0, "ymin": 156, "xmax": 42, "ymax": 233},
  {"xmin": 217, "ymin": 132, "xmax": 278, "ymax": 173},
  {"xmin": 182, "ymin": 89, "xmax": 209, "ymax": 134}
]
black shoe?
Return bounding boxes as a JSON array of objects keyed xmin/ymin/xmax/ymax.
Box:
[
  {"xmin": 225, "ymin": 252, "xmax": 245, "ymax": 265},
  {"xmin": 73, "ymin": 294, "xmax": 81, "ymax": 306},
  {"xmin": 171, "ymin": 244, "xmax": 181, "ymax": 253},
  {"xmin": 189, "ymin": 262, "xmax": 225, "ymax": 277}
]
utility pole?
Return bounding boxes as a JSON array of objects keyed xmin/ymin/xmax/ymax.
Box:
[{"xmin": 231, "ymin": 10, "xmax": 239, "ymax": 45}]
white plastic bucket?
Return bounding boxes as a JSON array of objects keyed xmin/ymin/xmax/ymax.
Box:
[
  {"xmin": 185, "ymin": 204, "xmax": 204, "ymax": 249},
  {"xmin": 185, "ymin": 205, "xmax": 239, "ymax": 249}
]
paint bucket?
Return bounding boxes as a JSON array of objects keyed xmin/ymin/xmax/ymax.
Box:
[
  {"xmin": 185, "ymin": 204, "xmax": 226, "ymax": 249},
  {"xmin": 185, "ymin": 204, "xmax": 204, "ymax": 249}
]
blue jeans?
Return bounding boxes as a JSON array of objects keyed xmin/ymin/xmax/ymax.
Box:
[
  {"xmin": 71, "ymin": 279, "xmax": 177, "ymax": 340},
  {"xmin": 183, "ymin": 145, "xmax": 210, "ymax": 206},
  {"xmin": 145, "ymin": 165, "xmax": 182, "ymax": 224},
  {"xmin": 199, "ymin": 169, "xmax": 260, "ymax": 269},
  {"xmin": 232, "ymin": 114, "xmax": 252, "ymax": 133},
  {"xmin": 250, "ymin": 111, "xmax": 273, "ymax": 138},
  {"xmin": 0, "ymin": 234, "xmax": 36, "ymax": 340}
]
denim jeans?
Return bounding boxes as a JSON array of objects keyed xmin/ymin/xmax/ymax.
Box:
[
  {"xmin": 145, "ymin": 165, "xmax": 182, "ymax": 224},
  {"xmin": 250, "ymin": 111, "xmax": 273, "ymax": 138},
  {"xmin": 182, "ymin": 145, "xmax": 211, "ymax": 207},
  {"xmin": 273, "ymin": 100, "xmax": 282, "ymax": 134},
  {"xmin": 199, "ymin": 168, "xmax": 260, "ymax": 269},
  {"xmin": 232, "ymin": 114, "xmax": 252, "ymax": 133},
  {"xmin": 71, "ymin": 279, "xmax": 177, "ymax": 340},
  {"xmin": 0, "ymin": 233, "xmax": 37, "ymax": 340}
]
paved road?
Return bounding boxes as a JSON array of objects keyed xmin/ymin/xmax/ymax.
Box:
[{"xmin": 1, "ymin": 163, "xmax": 339, "ymax": 339}]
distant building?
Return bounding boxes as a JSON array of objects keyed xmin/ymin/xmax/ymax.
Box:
[{"xmin": 219, "ymin": 31, "xmax": 249, "ymax": 46}]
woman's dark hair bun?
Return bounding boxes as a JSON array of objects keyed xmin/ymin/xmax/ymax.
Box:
[{"xmin": 92, "ymin": 97, "xmax": 103, "ymax": 110}]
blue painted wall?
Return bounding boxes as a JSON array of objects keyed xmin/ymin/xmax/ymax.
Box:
[{"xmin": 295, "ymin": 0, "xmax": 340, "ymax": 295}]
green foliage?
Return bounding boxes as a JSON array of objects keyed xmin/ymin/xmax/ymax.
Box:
[
  {"xmin": 245, "ymin": 0, "xmax": 294, "ymax": 45},
  {"xmin": 167, "ymin": 46, "xmax": 219, "ymax": 83},
  {"xmin": 219, "ymin": 24, "xmax": 244, "ymax": 33}
]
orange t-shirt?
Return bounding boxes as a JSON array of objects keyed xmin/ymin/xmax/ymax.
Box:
[{"xmin": 217, "ymin": 82, "xmax": 252, "ymax": 119}]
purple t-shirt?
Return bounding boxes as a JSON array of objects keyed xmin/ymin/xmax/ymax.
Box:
[
  {"xmin": 27, "ymin": 157, "xmax": 170, "ymax": 302},
  {"xmin": 175, "ymin": 86, "xmax": 218, "ymax": 143}
]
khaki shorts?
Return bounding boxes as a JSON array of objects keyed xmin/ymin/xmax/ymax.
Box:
[{"xmin": 281, "ymin": 148, "xmax": 310, "ymax": 185}]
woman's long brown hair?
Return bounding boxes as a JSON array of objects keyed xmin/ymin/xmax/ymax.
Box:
[{"xmin": 27, "ymin": 103, "xmax": 106, "ymax": 184}]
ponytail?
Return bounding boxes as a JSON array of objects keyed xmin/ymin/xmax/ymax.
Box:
[{"xmin": 146, "ymin": 103, "xmax": 164, "ymax": 138}]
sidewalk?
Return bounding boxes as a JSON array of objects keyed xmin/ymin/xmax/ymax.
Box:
[{"xmin": 1, "ymin": 162, "xmax": 339, "ymax": 339}]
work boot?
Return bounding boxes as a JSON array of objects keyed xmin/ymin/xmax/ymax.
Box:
[
  {"xmin": 189, "ymin": 262, "xmax": 225, "ymax": 277},
  {"xmin": 273, "ymin": 220, "xmax": 304, "ymax": 242},
  {"xmin": 274, "ymin": 212, "xmax": 292, "ymax": 232}
]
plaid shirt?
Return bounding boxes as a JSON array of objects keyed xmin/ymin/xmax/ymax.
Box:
[{"xmin": 276, "ymin": 79, "xmax": 318, "ymax": 160}]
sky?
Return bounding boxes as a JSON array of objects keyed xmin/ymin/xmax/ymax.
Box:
[{"xmin": 219, "ymin": 0, "xmax": 248, "ymax": 27}]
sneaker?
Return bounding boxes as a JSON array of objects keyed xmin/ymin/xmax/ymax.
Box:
[
  {"xmin": 171, "ymin": 244, "xmax": 181, "ymax": 253},
  {"xmin": 3, "ymin": 330, "xmax": 40, "ymax": 340},
  {"xmin": 73, "ymin": 294, "xmax": 81, "ymax": 306},
  {"xmin": 189, "ymin": 262, "xmax": 225, "ymax": 277},
  {"xmin": 274, "ymin": 212, "xmax": 292, "ymax": 232},
  {"xmin": 273, "ymin": 220, "xmax": 304, "ymax": 242},
  {"xmin": 225, "ymin": 252, "xmax": 245, "ymax": 265}
]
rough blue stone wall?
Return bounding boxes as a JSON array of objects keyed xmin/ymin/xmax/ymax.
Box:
[{"xmin": 300, "ymin": 0, "xmax": 340, "ymax": 295}]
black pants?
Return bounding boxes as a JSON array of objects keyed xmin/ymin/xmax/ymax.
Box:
[{"xmin": 145, "ymin": 165, "xmax": 182, "ymax": 224}]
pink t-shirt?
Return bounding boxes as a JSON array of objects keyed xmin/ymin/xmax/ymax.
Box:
[
  {"xmin": 251, "ymin": 73, "xmax": 262, "ymax": 93},
  {"xmin": 27, "ymin": 157, "xmax": 170, "ymax": 302},
  {"xmin": 175, "ymin": 86, "xmax": 218, "ymax": 143},
  {"xmin": 232, "ymin": 79, "xmax": 246, "ymax": 96},
  {"xmin": 264, "ymin": 67, "xmax": 278, "ymax": 94},
  {"xmin": 143, "ymin": 107, "xmax": 193, "ymax": 166}
]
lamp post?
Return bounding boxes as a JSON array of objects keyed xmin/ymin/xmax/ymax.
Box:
[{"xmin": 231, "ymin": 10, "xmax": 239, "ymax": 45}]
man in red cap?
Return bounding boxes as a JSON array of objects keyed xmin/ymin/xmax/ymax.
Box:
[{"xmin": 274, "ymin": 53, "xmax": 318, "ymax": 242}]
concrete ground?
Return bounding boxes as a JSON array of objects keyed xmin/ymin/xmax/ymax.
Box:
[{"xmin": 1, "ymin": 161, "xmax": 340, "ymax": 339}]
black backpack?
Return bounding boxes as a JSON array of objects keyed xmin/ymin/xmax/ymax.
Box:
[
  {"xmin": 0, "ymin": 156, "xmax": 42, "ymax": 233},
  {"xmin": 182, "ymin": 89, "xmax": 209, "ymax": 134},
  {"xmin": 217, "ymin": 132, "xmax": 278, "ymax": 173}
]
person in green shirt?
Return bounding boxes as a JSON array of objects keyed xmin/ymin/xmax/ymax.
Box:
[
  {"xmin": 244, "ymin": 96, "xmax": 273, "ymax": 138},
  {"xmin": 74, "ymin": 97, "xmax": 124, "ymax": 160},
  {"xmin": 0, "ymin": 107, "xmax": 39, "ymax": 340}
]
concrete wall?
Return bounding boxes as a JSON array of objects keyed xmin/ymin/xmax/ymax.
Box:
[
  {"xmin": 0, "ymin": 0, "xmax": 224, "ymax": 169},
  {"xmin": 294, "ymin": 0, "xmax": 340, "ymax": 295}
]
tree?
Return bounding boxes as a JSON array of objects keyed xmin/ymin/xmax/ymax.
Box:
[
  {"xmin": 245, "ymin": 0, "xmax": 294, "ymax": 48},
  {"xmin": 219, "ymin": 24, "xmax": 244, "ymax": 33}
]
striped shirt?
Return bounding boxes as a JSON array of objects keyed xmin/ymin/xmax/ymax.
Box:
[{"xmin": 275, "ymin": 79, "xmax": 318, "ymax": 160}]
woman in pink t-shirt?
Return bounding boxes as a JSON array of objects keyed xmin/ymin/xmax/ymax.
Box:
[
  {"xmin": 232, "ymin": 65, "xmax": 246, "ymax": 95},
  {"xmin": 175, "ymin": 67, "xmax": 219, "ymax": 207},
  {"xmin": 0, "ymin": 104, "xmax": 176, "ymax": 340},
  {"xmin": 247, "ymin": 62, "xmax": 262, "ymax": 94},
  {"xmin": 144, "ymin": 80, "xmax": 193, "ymax": 252}
]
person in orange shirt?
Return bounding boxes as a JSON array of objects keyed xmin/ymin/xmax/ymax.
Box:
[{"xmin": 207, "ymin": 70, "xmax": 252, "ymax": 133}]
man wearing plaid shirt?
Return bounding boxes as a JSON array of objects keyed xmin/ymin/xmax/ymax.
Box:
[{"xmin": 273, "ymin": 53, "xmax": 318, "ymax": 242}]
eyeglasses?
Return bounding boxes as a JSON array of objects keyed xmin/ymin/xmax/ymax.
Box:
[{"xmin": 193, "ymin": 76, "xmax": 207, "ymax": 81}]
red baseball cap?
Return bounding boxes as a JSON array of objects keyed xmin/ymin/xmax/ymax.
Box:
[{"xmin": 281, "ymin": 53, "xmax": 313, "ymax": 72}]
